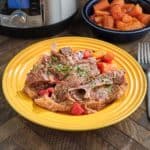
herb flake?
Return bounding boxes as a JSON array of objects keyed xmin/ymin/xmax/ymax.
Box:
[
  {"xmin": 55, "ymin": 64, "xmax": 72, "ymax": 74},
  {"xmin": 75, "ymin": 66, "xmax": 88, "ymax": 77}
]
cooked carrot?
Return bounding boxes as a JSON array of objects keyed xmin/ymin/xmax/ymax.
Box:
[
  {"xmin": 94, "ymin": 0, "xmax": 110, "ymax": 11},
  {"xmin": 116, "ymin": 18, "xmax": 144, "ymax": 31},
  {"xmin": 111, "ymin": 0, "xmax": 125, "ymax": 6},
  {"xmin": 116, "ymin": 21, "xmax": 125, "ymax": 30},
  {"xmin": 129, "ymin": 4, "xmax": 143, "ymax": 17},
  {"xmin": 103, "ymin": 15, "xmax": 114, "ymax": 29},
  {"xmin": 110, "ymin": 5, "xmax": 125, "ymax": 20},
  {"xmin": 97, "ymin": 23, "xmax": 103, "ymax": 27},
  {"xmin": 90, "ymin": 0, "xmax": 148, "ymax": 31},
  {"xmin": 98, "ymin": 62, "xmax": 117, "ymax": 73},
  {"xmin": 94, "ymin": 16, "xmax": 104, "ymax": 23},
  {"xmin": 122, "ymin": 4, "xmax": 135, "ymax": 13},
  {"xmin": 122, "ymin": 14, "xmax": 133, "ymax": 23},
  {"xmin": 130, "ymin": 18, "xmax": 145, "ymax": 30},
  {"xmin": 138, "ymin": 13, "xmax": 150, "ymax": 25},
  {"xmin": 95, "ymin": 10, "xmax": 110, "ymax": 16}
]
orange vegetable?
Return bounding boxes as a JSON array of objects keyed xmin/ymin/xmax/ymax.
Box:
[
  {"xmin": 102, "ymin": 63, "xmax": 117, "ymax": 73},
  {"xmin": 116, "ymin": 20, "xmax": 125, "ymax": 29},
  {"xmin": 94, "ymin": 0, "xmax": 110, "ymax": 11},
  {"xmin": 116, "ymin": 18, "xmax": 144, "ymax": 31},
  {"xmin": 138, "ymin": 14, "xmax": 150, "ymax": 25},
  {"xmin": 90, "ymin": 0, "xmax": 148, "ymax": 31},
  {"xmin": 122, "ymin": 14, "xmax": 133, "ymax": 23},
  {"xmin": 101, "ymin": 52, "xmax": 114, "ymax": 63},
  {"xmin": 103, "ymin": 15, "xmax": 114, "ymax": 29},
  {"xmin": 94, "ymin": 16, "xmax": 104, "ymax": 23},
  {"xmin": 111, "ymin": 0, "xmax": 125, "ymax": 6},
  {"xmin": 129, "ymin": 4, "xmax": 142, "ymax": 17},
  {"xmin": 95, "ymin": 10, "xmax": 110, "ymax": 16},
  {"xmin": 97, "ymin": 62, "xmax": 117, "ymax": 73},
  {"xmin": 122, "ymin": 4, "xmax": 134, "ymax": 13},
  {"xmin": 110, "ymin": 5, "xmax": 125, "ymax": 20},
  {"xmin": 97, "ymin": 23, "xmax": 103, "ymax": 27}
]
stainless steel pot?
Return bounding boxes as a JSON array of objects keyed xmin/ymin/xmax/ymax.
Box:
[{"xmin": 0, "ymin": 0, "xmax": 78, "ymax": 28}]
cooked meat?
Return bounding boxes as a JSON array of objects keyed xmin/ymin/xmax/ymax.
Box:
[
  {"xmin": 34, "ymin": 95, "xmax": 71, "ymax": 112},
  {"xmin": 68, "ymin": 70, "xmax": 126, "ymax": 101},
  {"xmin": 90, "ymin": 85, "xmax": 121, "ymax": 102},
  {"xmin": 24, "ymin": 46, "xmax": 127, "ymax": 115}
]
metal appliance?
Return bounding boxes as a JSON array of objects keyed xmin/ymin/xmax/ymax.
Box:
[{"xmin": 0, "ymin": 0, "xmax": 78, "ymax": 37}]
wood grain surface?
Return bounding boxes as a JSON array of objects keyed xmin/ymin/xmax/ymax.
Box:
[{"xmin": 0, "ymin": 0, "xmax": 150, "ymax": 150}]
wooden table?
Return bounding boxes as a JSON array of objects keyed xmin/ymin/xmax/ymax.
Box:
[{"xmin": 0, "ymin": 1, "xmax": 150, "ymax": 150}]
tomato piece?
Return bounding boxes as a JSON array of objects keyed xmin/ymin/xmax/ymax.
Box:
[
  {"xmin": 47, "ymin": 87, "xmax": 54, "ymax": 93},
  {"xmin": 71, "ymin": 102, "xmax": 85, "ymax": 115},
  {"xmin": 38, "ymin": 89, "xmax": 49, "ymax": 96},
  {"xmin": 38, "ymin": 87, "xmax": 54, "ymax": 97},
  {"xmin": 97, "ymin": 62, "xmax": 104, "ymax": 73},
  {"xmin": 83, "ymin": 50, "xmax": 92, "ymax": 59},
  {"xmin": 47, "ymin": 87, "xmax": 54, "ymax": 97},
  {"xmin": 101, "ymin": 52, "xmax": 114, "ymax": 63}
]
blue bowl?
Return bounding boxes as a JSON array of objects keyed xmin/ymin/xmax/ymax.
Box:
[{"xmin": 82, "ymin": 0, "xmax": 150, "ymax": 43}]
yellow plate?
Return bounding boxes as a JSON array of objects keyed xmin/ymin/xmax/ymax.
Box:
[{"xmin": 2, "ymin": 37, "xmax": 147, "ymax": 131}]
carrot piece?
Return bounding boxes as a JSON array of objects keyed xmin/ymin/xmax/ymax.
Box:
[
  {"xmin": 97, "ymin": 62, "xmax": 117, "ymax": 73},
  {"xmin": 138, "ymin": 13, "xmax": 150, "ymax": 25},
  {"xmin": 101, "ymin": 52, "xmax": 114, "ymax": 63},
  {"xmin": 94, "ymin": 0, "xmax": 110, "ymax": 11},
  {"xmin": 129, "ymin": 4, "xmax": 143, "ymax": 17},
  {"xmin": 128, "ymin": 18, "xmax": 145, "ymax": 30},
  {"xmin": 103, "ymin": 63, "xmax": 117, "ymax": 73},
  {"xmin": 111, "ymin": 0, "xmax": 125, "ymax": 6},
  {"xmin": 122, "ymin": 14, "xmax": 133, "ymax": 23},
  {"xmin": 97, "ymin": 23, "xmax": 103, "ymax": 27},
  {"xmin": 103, "ymin": 15, "xmax": 114, "ymax": 29},
  {"xmin": 116, "ymin": 18, "xmax": 144, "ymax": 31},
  {"xmin": 116, "ymin": 20, "xmax": 125, "ymax": 30},
  {"xmin": 122, "ymin": 4, "xmax": 135, "ymax": 13},
  {"xmin": 95, "ymin": 10, "xmax": 110, "ymax": 16},
  {"xmin": 94, "ymin": 16, "xmax": 104, "ymax": 23},
  {"xmin": 96, "ymin": 55, "xmax": 103, "ymax": 61},
  {"xmin": 110, "ymin": 5, "xmax": 125, "ymax": 20}
]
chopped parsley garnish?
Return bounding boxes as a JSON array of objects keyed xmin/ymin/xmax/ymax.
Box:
[
  {"xmin": 51, "ymin": 56, "xmax": 58, "ymax": 63},
  {"xmin": 75, "ymin": 66, "xmax": 88, "ymax": 77},
  {"xmin": 55, "ymin": 64, "xmax": 72, "ymax": 74}
]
